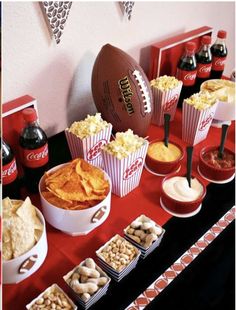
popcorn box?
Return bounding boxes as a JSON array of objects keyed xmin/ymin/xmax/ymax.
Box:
[
  {"xmin": 63, "ymin": 260, "xmax": 111, "ymax": 310},
  {"xmin": 65, "ymin": 124, "xmax": 112, "ymax": 168},
  {"xmin": 151, "ymin": 81, "xmax": 183, "ymax": 126},
  {"xmin": 182, "ymin": 100, "xmax": 218, "ymax": 145},
  {"xmin": 101, "ymin": 140, "xmax": 149, "ymax": 197},
  {"xmin": 26, "ymin": 283, "xmax": 77, "ymax": 310}
]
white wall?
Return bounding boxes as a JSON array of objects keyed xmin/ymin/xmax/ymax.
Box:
[{"xmin": 2, "ymin": 1, "xmax": 235, "ymax": 137}]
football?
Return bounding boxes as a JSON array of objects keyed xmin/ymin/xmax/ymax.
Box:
[{"xmin": 92, "ymin": 44, "xmax": 153, "ymax": 137}]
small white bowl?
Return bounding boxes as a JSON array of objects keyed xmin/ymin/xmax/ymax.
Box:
[
  {"xmin": 3, "ymin": 208, "xmax": 48, "ymax": 284},
  {"xmin": 39, "ymin": 163, "xmax": 112, "ymax": 236}
]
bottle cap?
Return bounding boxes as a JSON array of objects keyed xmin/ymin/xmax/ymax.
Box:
[
  {"xmin": 22, "ymin": 108, "xmax": 37, "ymax": 122},
  {"xmin": 218, "ymin": 30, "xmax": 227, "ymax": 39},
  {"xmin": 202, "ymin": 35, "xmax": 211, "ymax": 45},
  {"xmin": 185, "ymin": 41, "xmax": 196, "ymax": 52}
]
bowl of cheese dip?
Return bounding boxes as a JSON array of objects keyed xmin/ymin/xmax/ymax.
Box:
[{"xmin": 146, "ymin": 140, "xmax": 184, "ymax": 175}]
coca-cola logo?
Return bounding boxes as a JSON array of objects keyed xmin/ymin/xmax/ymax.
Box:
[
  {"xmin": 87, "ymin": 139, "xmax": 107, "ymax": 161},
  {"xmin": 26, "ymin": 146, "xmax": 48, "ymax": 161},
  {"xmin": 215, "ymin": 58, "xmax": 226, "ymax": 67},
  {"xmin": 123, "ymin": 157, "xmax": 143, "ymax": 180},
  {"xmin": 199, "ymin": 113, "xmax": 214, "ymax": 131},
  {"xmin": 163, "ymin": 95, "xmax": 178, "ymax": 112},
  {"xmin": 184, "ymin": 72, "xmax": 197, "ymax": 81},
  {"xmin": 3, "ymin": 161, "xmax": 17, "ymax": 177},
  {"xmin": 199, "ymin": 65, "xmax": 211, "ymax": 73}
]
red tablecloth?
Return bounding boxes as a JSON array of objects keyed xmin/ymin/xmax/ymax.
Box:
[{"xmin": 3, "ymin": 110, "xmax": 235, "ymax": 309}]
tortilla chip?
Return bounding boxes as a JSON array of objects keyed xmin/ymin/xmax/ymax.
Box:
[
  {"xmin": 2, "ymin": 197, "xmax": 43, "ymax": 261},
  {"xmin": 42, "ymin": 159, "xmax": 109, "ymax": 210}
]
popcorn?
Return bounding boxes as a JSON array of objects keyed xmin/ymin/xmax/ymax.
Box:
[
  {"xmin": 185, "ymin": 91, "xmax": 217, "ymax": 110},
  {"xmin": 102, "ymin": 129, "xmax": 145, "ymax": 159},
  {"xmin": 65, "ymin": 114, "xmax": 112, "ymax": 168},
  {"xmin": 150, "ymin": 75, "xmax": 180, "ymax": 91},
  {"xmin": 67, "ymin": 113, "xmax": 110, "ymax": 139}
]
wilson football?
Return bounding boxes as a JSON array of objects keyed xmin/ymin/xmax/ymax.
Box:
[{"xmin": 92, "ymin": 44, "xmax": 153, "ymax": 137}]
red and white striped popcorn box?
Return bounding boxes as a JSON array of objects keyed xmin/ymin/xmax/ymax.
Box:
[
  {"xmin": 151, "ymin": 81, "xmax": 183, "ymax": 126},
  {"xmin": 101, "ymin": 141, "xmax": 149, "ymax": 197},
  {"xmin": 65, "ymin": 124, "xmax": 112, "ymax": 168},
  {"xmin": 182, "ymin": 100, "xmax": 218, "ymax": 145}
]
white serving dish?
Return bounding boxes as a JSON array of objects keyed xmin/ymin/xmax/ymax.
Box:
[
  {"xmin": 96, "ymin": 234, "xmax": 141, "ymax": 282},
  {"xmin": 63, "ymin": 259, "xmax": 111, "ymax": 309},
  {"xmin": 201, "ymin": 79, "xmax": 235, "ymax": 121},
  {"xmin": 124, "ymin": 214, "xmax": 165, "ymax": 259},
  {"xmin": 39, "ymin": 163, "xmax": 112, "ymax": 236},
  {"xmin": 26, "ymin": 283, "xmax": 77, "ymax": 310},
  {"xmin": 3, "ymin": 208, "xmax": 48, "ymax": 284}
]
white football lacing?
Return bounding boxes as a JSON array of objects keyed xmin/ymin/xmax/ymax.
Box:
[{"xmin": 132, "ymin": 70, "xmax": 151, "ymax": 113}]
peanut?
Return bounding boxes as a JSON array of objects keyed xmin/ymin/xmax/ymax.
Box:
[
  {"xmin": 149, "ymin": 225, "xmax": 162, "ymax": 236},
  {"xmin": 80, "ymin": 275, "xmax": 88, "ymax": 283},
  {"xmin": 130, "ymin": 220, "xmax": 142, "ymax": 229},
  {"xmin": 87, "ymin": 277, "xmax": 108, "ymax": 286},
  {"xmin": 77, "ymin": 266, "xmax": 100, "ymax": 278},
  {"xmin": 85, "ymin": 258, "xmax": 96, "ymax": 270},
  {"xmin": 81, "ymin": 293, "xmax": 91, "ymax": 302},
  {"xmin": 127, "ymin": 227, "xmax": 135, "ymax": 235},
  {"xmin": 127, "ymin": 234, "xmax": 141, "ymax": 244},
  {"xmin": 144, "ymin": 233, "xmax": 157, "ymax": 248},
  {"xmin": 73, "ymin": 282, "xmax": 98, "ymax": 295},
  {"xmin": 141, "ymin": 222, "xmax": 153, "ymax": 230}
]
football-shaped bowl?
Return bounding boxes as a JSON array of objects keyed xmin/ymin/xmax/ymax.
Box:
[{"xmin": 92, "ymin": 44, "xmax": 153, "ymax": 137}]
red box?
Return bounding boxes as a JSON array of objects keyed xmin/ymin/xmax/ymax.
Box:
[
  {"xmin": 2, "ymin": 95, "xmax": 38, "ymax": 175},
  {"xmin": 149, "ymin": 26, "xmax": 213, "ymax": 80}
]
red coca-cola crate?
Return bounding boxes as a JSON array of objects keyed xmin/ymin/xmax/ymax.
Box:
[
  {"xmin": 2, "ymin": 95, "xmax": 38, "ymax": 176},
  {"xmin": 149, "ymin": 26, "xmax": 213, "ymax": 80}
]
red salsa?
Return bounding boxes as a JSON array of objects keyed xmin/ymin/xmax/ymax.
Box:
[{"xmin": 203, "ymin": 149, "xmax": 235, "ymax": 169}]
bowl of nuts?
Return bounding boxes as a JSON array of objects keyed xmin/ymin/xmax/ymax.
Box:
[
  {"xmin": 63, "ymin": 258, "xmax": 111, "ymax": 309},
  {"xmin": 96, "ymin": 234, "xmax": 141, "ymax": 282},
  {"xmin": 124, "ymin": 214, "xmax": 165, "ymax": 259},
  {"xmin": 26, "ymin": 283, "xmax": 77, "ymax": 310}
]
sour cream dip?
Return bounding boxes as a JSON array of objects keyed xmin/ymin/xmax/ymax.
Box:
[{"xmin": 163, "ymin": 176, "xmax": 203, "ymax": 202}]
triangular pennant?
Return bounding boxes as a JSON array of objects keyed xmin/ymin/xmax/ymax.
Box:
[
  {"xmin": 42, "ymin": 1, "xmax": 72, "ymax": 44},
  {"xmin": 121, "ymin": 2, "xmax": 135, "ymax": 21}
]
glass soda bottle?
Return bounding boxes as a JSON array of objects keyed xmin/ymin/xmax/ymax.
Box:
[
  {"xmin": 2, "ymin": 139, "xmax": 21, "ymax": 199},
  {"xmin": 19, "ymin": 108, "xmax": 49, "ymax": 193},
  {"xmin": 176, "ymin": 41, "xmax": 197, "ymax": 108},
  {"xmin": 195, "ymin": 35, "xmax": 212, "ymax": 92},
  {"xmin": 210, "ymin": 30, "xmax": 227, "ymax": 79}
]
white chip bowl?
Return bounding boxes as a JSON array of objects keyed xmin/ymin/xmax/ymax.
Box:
[
  {"xmin": 39, "ymin": 163, "xmax": 112, "ymax": 236},
  {"xmin": 3, "ymin": 208, "xmax": 48, "ymax": 284},
  {"xmin": 201, "ymin": 79, "xmax": 235, "ymax": 121}
]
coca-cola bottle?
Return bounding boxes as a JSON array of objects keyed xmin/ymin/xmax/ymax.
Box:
[
  {"xmin": 2, "ymin": 139, "xmax": 21, "ymax": 199},
  {"xmin": 176, "ymin": 41, "xmax": 197, "ymax": 108},
  {"xmin": 195, "ymin": 35, "xmax": 212, "ymax": 91},
  {"xmin": 19, "ymin": 108, "xmax": 49, "ymax": 193},
  {"xmin": 210, "ymin": 30, "xmax": 227, "ymax": 79}
]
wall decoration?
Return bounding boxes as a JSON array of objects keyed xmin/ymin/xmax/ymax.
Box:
[
  {"xmin": 120, "ymin": 2, "xmax": 135, "ymax": 21},
  {"xmin": 41, "ymin": 1, "xmax": 72, "ymax": 44}
]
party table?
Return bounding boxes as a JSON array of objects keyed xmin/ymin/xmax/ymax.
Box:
[{"xmin": 3, "ymin": 109, "xmax": 235, "ymax": 310}]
